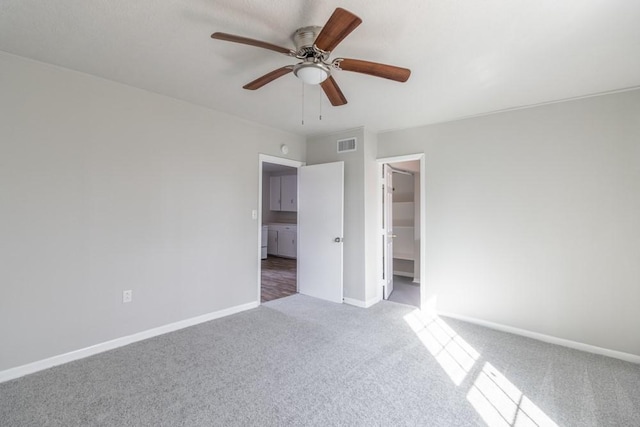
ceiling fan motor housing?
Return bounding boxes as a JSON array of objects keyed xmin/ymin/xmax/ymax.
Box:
[{"xmin": 292, "ymin": 26, "xmax": 323, "ymax": 56}]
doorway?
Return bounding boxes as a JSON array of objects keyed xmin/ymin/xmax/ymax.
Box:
[
  {"xmin": 257, "ymin": 155, "xmax": 345, "ymax": 305},
  {"xmin": 378, "ymin": 155, "xmax": 424, "ymax": 309},
  {"xmin": 258, "ymin": 155, "xmax": 303, "ymax": 303}
]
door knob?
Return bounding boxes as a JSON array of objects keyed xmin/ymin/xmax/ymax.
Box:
[{"xmin": 334, "ymin": 237, "xmax": 343, "ymax": 243}]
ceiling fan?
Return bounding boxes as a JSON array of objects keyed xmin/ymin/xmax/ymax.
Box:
[{"xmin": 211, "ymin": 7, "xmax": 411, "ymax": 106}]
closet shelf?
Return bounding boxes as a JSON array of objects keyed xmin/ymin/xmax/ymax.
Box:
[
  {"xmin": 393, "ymin": 252, "xmax": 414, "ymax": 261},
  {"xmin": 393, "ymin": 194, "xmax": 414, "ymax": 203},
  {"xmin": 393, "ymin": 223, "xmax": 414, "ymax": 228}
]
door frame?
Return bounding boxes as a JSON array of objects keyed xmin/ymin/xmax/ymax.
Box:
[
  {"xmin": 376, "ymin": 153, "xmax": 426, "ymax": 309},
  {"xmin": 382, "ymin": 164, "xmax": 394, "ymax": 300},
  {"xmin": 257, "ymin": 154, "xmax": 305, "ymax": 304}
]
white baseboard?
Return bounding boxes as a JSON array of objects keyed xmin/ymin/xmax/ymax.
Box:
[
  {"xmin": 0, "ymin": 301, "xmax": 260, "ymax": 384},
  {"xmin": 343, "ymin": 296, "xmax": 382, "ymax": 308},
  {"xmin": 438, "ymin": 311, "xmax": 640, "ymax": 364},
  {"xmin": 365, "ymin": 295, "xmax": 382, "ymax": 308}
]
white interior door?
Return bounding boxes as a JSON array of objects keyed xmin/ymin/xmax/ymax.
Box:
[
  {"xmin": 298, "ymin": 162, "xmax": 344, "ymax": 303},
  {"xmin": 383, "ymin": 164, "xmax": 394, "ymax": 299}
]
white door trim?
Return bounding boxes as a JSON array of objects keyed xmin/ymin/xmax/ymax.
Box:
[
  {"xmin": 376, "ymin": 153, "xmax": 426, "ymax": 310},
  {"xmin": 382, "ymin": 164, "xmax": 394, "ymax": 299},
  {"xmin": 257, "ymin": 154, "xmax": 305, "ymax": 304}
]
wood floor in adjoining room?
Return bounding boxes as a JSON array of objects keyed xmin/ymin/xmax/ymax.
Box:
[{"xmin": 261, "ymin": 256, "xmax": 297, "ymax": 302}]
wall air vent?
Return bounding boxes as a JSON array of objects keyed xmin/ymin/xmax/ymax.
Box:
[{"xmin": 337, "ymin": 137, "xmax": 357, "ymax": 153}]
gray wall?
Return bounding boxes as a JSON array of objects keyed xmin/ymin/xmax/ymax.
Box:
[
  {"xmin": 3, "ymin": 49, "xmax": 638, "ymax": 372},
  {"xmin": 378, "ymin": 89, "xmax": 640, "ymax": 356},
  {"xmin": 363, "ymin": 129, "xmax": 380, "ymax": 303},
  {"xmin": 0, "ymin": 52, "xmax": 305, "ymax": 371},
  {"xmin": 306, "ymin": 128, "xmax": 368, "ymax": 302}
]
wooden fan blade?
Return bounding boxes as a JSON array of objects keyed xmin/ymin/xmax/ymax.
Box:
[
  {"xmin": 338, "ymin": 58, "xmax": 411, "ymax": 82},
  {"xmin": 320, "ymin": 76, "xmax": 347, "ymax": 106},
  {"xmin": 243, "ymin": 67, "xmax": 293, "ymax": 90},
  {"xmin": 314, "ymin": 8, "xmax": 362, "ymax": 52},
  {"xmin": 211, "ymin": 32, "xmax": 293, "ymax": 55}
]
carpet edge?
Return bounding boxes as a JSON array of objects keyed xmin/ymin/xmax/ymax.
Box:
[
  {"xmin": 0, "ymin": 300, "xmax": 260, "ymax": 383},
  {"xmin": 438, "ymin": 310, "xmax": 640, "ymax": 364}
]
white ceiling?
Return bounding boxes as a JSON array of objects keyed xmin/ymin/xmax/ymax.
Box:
[{"xmin": 1, "ymin": 1, "xmax": 639, "ymax": 137}]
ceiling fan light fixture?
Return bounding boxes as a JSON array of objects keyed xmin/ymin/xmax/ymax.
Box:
[{"xmin": 293, "ymin": 62, "xmax": 330, "ymax": 85}]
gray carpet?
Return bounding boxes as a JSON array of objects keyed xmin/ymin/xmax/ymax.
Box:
[
  {"xmin": 1, "ymin": 295, "xmax": 639, "ymax": 426},
  {"xmin": 388, "ymin": 275, "xmax": 420, "ymax": 308}
]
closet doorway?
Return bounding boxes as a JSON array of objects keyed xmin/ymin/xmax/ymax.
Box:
[
  {"xmin": 380, "ymin": 158, "xmax": 422, "ymax": 308},
  {"xmin": 260, "ymin": 161, "xmax": 299, "ymax": 302}
]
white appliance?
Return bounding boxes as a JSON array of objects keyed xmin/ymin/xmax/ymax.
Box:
[{"xmin": 261, "ymin": 225, "xmax": 268, "ymax": 259}]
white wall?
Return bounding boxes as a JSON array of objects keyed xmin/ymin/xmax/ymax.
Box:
[
  {"xmin": 378, "ymin": 89, "xmax": 640, "ymax": 356},
  {"xmin": 0, "ymin": 52, "xmax": 305, "ymax": 371}
]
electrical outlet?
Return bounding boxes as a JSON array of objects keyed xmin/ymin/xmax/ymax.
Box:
[
  {"xmin": 123, "ymin": 290, "xmax": 132, "ymax": 303},
  {"xmin": 251, "ymin": 209, "xmax": 257, "ymax": 220}
]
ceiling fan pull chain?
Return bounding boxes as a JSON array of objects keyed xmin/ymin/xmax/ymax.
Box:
[
  {"xmin": 319, "ymin": 86, "xmax": 322, "ymax": 121},
  {"xmin": 301, "ymin": 81, "xmax": 305, "ymax": 125}
]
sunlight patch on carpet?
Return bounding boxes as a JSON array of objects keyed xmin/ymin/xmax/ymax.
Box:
[
  {"xmin": 404, "ymin": 309, "xmax": 559, "ymax": 426},
  {"xmin": 467, "ymin": 362, "xmax": 558, "ymax": 427},
  {"xmin": 404, "ymin": 310, "xmax": 479, "ymax": 385}
]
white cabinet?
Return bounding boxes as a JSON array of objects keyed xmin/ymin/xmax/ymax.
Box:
[
  {"xmin": 269, "ymin": 175, "xmax": 297, "ymax": 212},
  {"xmin": 261, "ymin": 225, "xmax": 268, "ymax": 259},
  {"xmin": 280, "ymin": 175, "xmax": 297, "ymax": 212},
  {"xmin": 278, "ymin": 230, "xmax": 297, "ymax": 257},
  {"xmin": 267, "ymin": 230, "xmax": 279, "ymax": 255},
  {"xmin": 266, "ymin": 224, "xmax": 297, "ymax": 258},
  {"xmin": 269, "ymin": 176, "xmax": 281, "ymax": 211}
]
